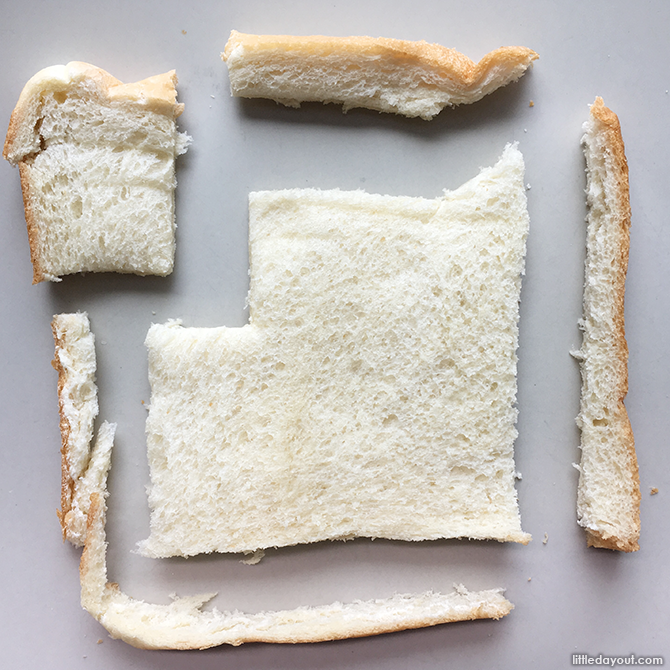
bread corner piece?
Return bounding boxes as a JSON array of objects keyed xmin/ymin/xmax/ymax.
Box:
[
  {"xmin": 140, "ymin": 143, "xmax": 530, "ymax": 560},
  {"xmin": 222, "ymin": 30, "xmax": 538, "ymax": 120},
  {"xmin": 52, "ymin": 312, "xmax": 116, "ymax": 546},
  {"xmin": 82, "ymin": 486, "xmax": 513, "ymax": 649},
  {"xmin": 575, "ymin": 97, "xmax": 640, "ymax": 552},
  {"xmin": 3, "ymin": 62, "xmax": 190, "ymax": 283}
]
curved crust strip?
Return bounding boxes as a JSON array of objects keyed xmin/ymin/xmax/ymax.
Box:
[
  {"xmin": 576, "ymin": 97, "xmax": 641, "ymax": 552},
  {"xmin": 3, "ymin": 61, "xmax": 182, "ymax": 165},
  {"xmin": 82, "ymin": 488, "xmax": 512, "ymax": 649},
  {"xmin": 222, "ymin": 31, "xmax": 538, "ymax": 120}
]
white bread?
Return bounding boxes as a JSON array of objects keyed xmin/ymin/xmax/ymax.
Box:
[
  {"xmin": 51, "ymin": 312, "xmax": 116, "ymax": 546},
  {"xmin": 222, "ymin": 31, "xmax": 538, "ymax": 120},
  {"xmin": 574, "ymin": 98, "xmax": 640, "ymax": 552},
  {"xmin": 3, "ymin": 62, "xmax": 190, "ymax": 283},
  {"xmin": 49, "ymin": 314, "xmax": 514, "ymax": 648},
  {"xmin": 139, "ymin": 144, "xmax": 531, "ymax": 559},
  {"xmin": 82, "ymin": 491, "xmax": 513, "ymax": 649}
]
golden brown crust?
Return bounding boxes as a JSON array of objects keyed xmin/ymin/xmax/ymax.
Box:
[
  {"xmin": 51, "ymin": 320, "xmax": 75, "ymax": 538},
  {"xmin": 579, "ymin": 98, "xmax": 640, "ymax": 553},
  {"xmin": 223, "ymin": 31, "xmax": 538, "ymax": 86},
  {"xmin": 18, "ymin": 162, "xmax": 45, "ymax": 283}
]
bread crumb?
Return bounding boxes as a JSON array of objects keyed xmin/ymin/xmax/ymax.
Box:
[
  {"xmin": 141, "ymin": 400, "xmax": 145, "ymax": 405},
  {"xmin": 182, "ymin": 30, "xmax": 187, "ymax": 35},
  {"xmin": 97, "ymin": 639, "xmax": 103, "ymax": 644},
  {"xmin": 527, "ymin": 577, "xmax": 532, "ymax": 582},
  {"xmin": 526, "ymin": 183, "xmax": 531, "ymax": 190},
  {"xmin": 241, "ymin": 549, "xmax": 265, "ymax": 565},
  {"xmin": 651, "ymin": 487, "xmax": 659, "ymax": 495},
  {"xmin": 524, "ymin": 128, "xmax": 527, "ymax": 133},
  {"xmin": 529, "ymin": 100, "xmax": 534, "ymax": 107},
  {"xmin": 542, "ymin": 532, "xmax": 548, "ymax": 545}
]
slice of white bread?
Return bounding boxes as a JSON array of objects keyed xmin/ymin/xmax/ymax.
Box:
[
  {"xmin": 574, "ymin": 98, "xmax": 640, "ymax": 552},
  {"xmin": 3, "ymin": 62, "xmax": 190, "ymax": 283},
  {"xmin": 51, "ymin": 314, "xmax": 514, "ymax": 648},
  {"xmin": 139, "ymin": 144, "xmax": 531, "ymax": 559},
  {"xmin": 222, "ymin": 31, "xmax": 538, "ymax": 120},
  {"xmin": 52, "ymin": 312, "xmax": 116, "ymax": 546}
]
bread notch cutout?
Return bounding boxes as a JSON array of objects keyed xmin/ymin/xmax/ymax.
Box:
[
  {"xmin": 139, "ymin": 144, "xmax": 531, "ymax": 560},
  {"xmin": 53, "ymin": 314, "xmax": 514, "ymax": 648},
  {"xmin": 3, "ymin": 62, "xmax": 190, "ymax": 283},
  {"xmin": 222, "ymin": 31, "xmax": 538, "ymax": 120},
  {"xmin": 574, "ymin": 98, "xmax": 641, "ymax": 552}
]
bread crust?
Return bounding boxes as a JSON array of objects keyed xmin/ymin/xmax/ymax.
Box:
[
  {"xmin": 52, "ymin": 318, "xmax": 79, "ymax": 537},
  {"xmin": 222, "ymin": 31, "xmax": 538, "ymax": 119},
  {"xmin": 3, "ymin": 62, "xmax": 182, "ymax": 164},
  {"xmin": 223, "ymin": 31, "xmax": 537, "ymax": 82},
  {"xmin": 577, "ymin": 97, "xmax": 641, "ymax": 552}
]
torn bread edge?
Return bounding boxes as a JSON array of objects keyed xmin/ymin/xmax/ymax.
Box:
[
  {"xmin": 54, "ymin": 312, "xmax": 513, "ymax": 648},
  {"xmin": 222, "ymin": 31, "xmax": 538, "ymax": 120},
  {"xmin": 575, "ymin": 98, "xmax": 641, "ymax": 552},
  {"xmin": 52, "ymin": 312, "xmax": 116, "ymax": 546}
]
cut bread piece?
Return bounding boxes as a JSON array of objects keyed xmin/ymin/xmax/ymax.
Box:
[
  {"xmin": 52, "ymin": 312, "xmax": 116, "ymax": 546},
  {"xmin": 222, "ymin": 31, "xmax": 538, "ymax": 120},
  {"xmin": 139, "ymin": 144, "xmax": 531, "ymax": 559},
  {"xmin": 3, "ymin": 62, "xmax": 190, "ymax": 283},
  {"xmin": 53, "ymin": 311, "xmax": 514, "ymax": 648},
  {"xmin": 574, "ymin": 98, "xmax": 640, "ymax": 552},
  {"xmin": 82, "ymin": 488, "xmax": 513, "ymax": 649}
]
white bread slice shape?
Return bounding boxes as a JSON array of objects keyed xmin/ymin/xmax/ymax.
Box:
[
  {"xmin": 50, "ymin": 314, "xmax": 514, "ymax": 648},
  {"xmin": 574, "ymin": 98, "xmax": 640, "ymax": 552},
  {"xmin": 139, "ymin": 144, "xmax": 531, "ymax": 559},
  {"xmin": 222, "ymin": 31, "xmax": 538, "ymax": 120},
  {"xmin": 51, "ymin": 312, "xmax": 116, "ymax": 545},
  {"xmin": 3, "ymin": 62, "xmax": 189, "ymax": 283}
]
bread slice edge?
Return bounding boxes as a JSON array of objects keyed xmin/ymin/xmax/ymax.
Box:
[{"xmin": 575, "ymin": 97, "xmax": 641, "ymax": 552}]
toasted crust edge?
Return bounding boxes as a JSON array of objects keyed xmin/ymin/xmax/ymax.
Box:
[{"xmin": 577, "ymin": 97, "xmax": 641, "ymax": 553}]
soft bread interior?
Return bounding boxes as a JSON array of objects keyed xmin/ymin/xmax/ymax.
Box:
[{"xmin": 140, "ymin": 144, "xmax": 531, "ymax": 559}]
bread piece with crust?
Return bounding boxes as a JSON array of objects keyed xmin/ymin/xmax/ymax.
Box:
[
  {"xmin": 222, "ymin": 31, "xmax": 538, "ymax": 120},
  {"xmin": 574, "ymin": 97, "xmax": 641, "ymax": 552},
  {"xmin": 139, "ymin": 144, "xmax": 530, "ymax": 559},
  {"xmin": 3, "ymin": 62, "xmax": 190, "ymax": 283},
  {"xmin": 52, "ymin": 312, "xmax": 116, "ymax": 546}
]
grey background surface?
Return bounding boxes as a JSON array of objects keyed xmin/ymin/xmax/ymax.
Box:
[{"xmin": 1, "ymin": 0, "xmax": 668, "ymax": 667}]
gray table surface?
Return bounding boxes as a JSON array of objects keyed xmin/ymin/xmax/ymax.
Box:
[{"xmin": 1, "ymin": 1, "xmax": 668, "ymax": 668}]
